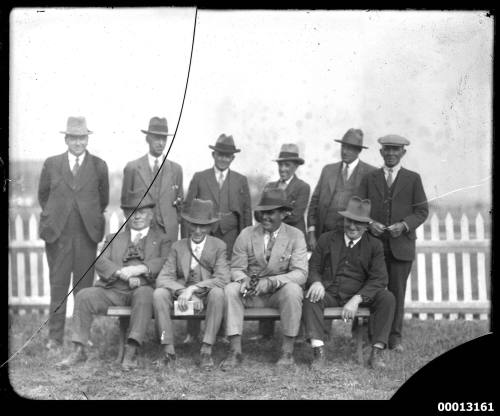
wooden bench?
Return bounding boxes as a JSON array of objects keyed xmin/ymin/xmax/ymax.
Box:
[{"xmin": 107, "ymin": 306, "xmax": 371, "ymax": 364}]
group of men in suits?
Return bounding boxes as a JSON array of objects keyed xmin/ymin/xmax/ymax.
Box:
[{"xmin": 39, "ymin": 115, "xmax": 428, "ymax": 372}]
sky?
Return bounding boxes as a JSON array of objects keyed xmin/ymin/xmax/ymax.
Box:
[{"xmin": 9, "ymin": 8, "xmax": 493, "ymax": 207}]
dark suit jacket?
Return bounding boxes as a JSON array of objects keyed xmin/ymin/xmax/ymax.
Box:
[
  {"xmin": 183, "ymin": 168, "xmax": 252, "ymax": 235},
  {"xmin": 308, "ymin": 160, "xmax": 376, "ymax": 238},
  {"xmin": 38, "ymin": 151, "xmax": 109, "ymax": 244},
  {"xmin": 262, "ymin": 175, "xmax": 311, "ymax": 237},
  {"xmin": 308, "ymin": 231, "xmax": 388, "ymax": 304},
  {"xmin": 121, "ymin": 155, "xmax": 183, "ymax": 242},
  {"xmin": 358, "ymin": 167, "xmax": 429, "ymax": 261},
  {"xmin": 95, "ymin": 226, "xmax": 172, "ymax": 290},
  {"xmin": 156, "ymin": 235, "xmax": 230, "ymax": 293}
]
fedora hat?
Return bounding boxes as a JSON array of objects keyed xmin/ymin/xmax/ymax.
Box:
[
  {"xmin": 378, "ymin": 134, "xmax": 410, "ymax": 147},
  {"xmin": 60, "ymin": 116, "xmax": 93, "ymax": 136},
  {"xmin": 209, "ymin": 134, "xmax": 241, "ymax": 154},
  {"xmin": 254, "ymin": 188, "xmax": 293, "ymax": 212},
  {"xmin": 181, "ymin": 199, "xmax": 219, "ymax": 225},
  {"xmin": 141, "ymin": 117, "xmax": 174, "ymax": 136},
  {"xmin": 121, "ymin": 190, "xmax": 156, "ymax": 211},
  {"xmin": 273, "ymin": 143, "xmax": 305, "ymax": 165},
  {"xmin": 338, "ymin": 196, "xmax": 372, "ymax": 223},
  {"xmin": 334, "ymin": 128, "xmax": 367, "ymax": 149}
]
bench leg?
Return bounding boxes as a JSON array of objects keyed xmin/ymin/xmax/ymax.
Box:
[
  {"xmin": 116, "ymin": 316, "xmax": 129, "ymax": 364},
  {"xmin": 354, "ymin": 317, "xmax": 364, "ymax": 365}
]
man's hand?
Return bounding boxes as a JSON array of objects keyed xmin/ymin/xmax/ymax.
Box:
[
  {"xmin": 254, "ymin": 278, "xmax": 273, "ymax": 296},
  {"xmin": 387, "ymin": 222, "xmax": 406, "ymax": 238},
  {"xmin": 307, "ymin": 231, "xmax": 318, "ymax": 252},
  {"xmin": 128, "ymin": 277, "xmax": 141, "ymax": 289},
  {"xmin": 177, "ymin": 286, "xmax": 195, "ymax": 311},
  {"xmin": 191, "ymin": 294, "xmax": 204, "ymax": 312},
  {"xmin": 369, "ymin": 221, "xmax": 386, "ymax": 237},
  {"xmin": 305, "ymin": 281, "xmax": 325, "ymax": 303},
  {"xmin": 342, "ymin": 295, "xmax": 362, "ymax": 321},
  {"xmin": 119, "ymin": 265, "xmax": 148, "ymax": 280},
  {"xmin": 239, "ymin": 276, "xmax": 252, "ymax": 295}
]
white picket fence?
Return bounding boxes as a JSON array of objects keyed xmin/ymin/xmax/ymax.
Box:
[{"xmin": 8, "ymin": 210, "xmax": 491, "ymax": 320}]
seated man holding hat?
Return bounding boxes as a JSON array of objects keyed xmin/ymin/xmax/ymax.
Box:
[
  {"xmin": 222, "ymin": 188, "xmax": 308, "ymax": 369},
  {"xmin": 153, "ymin": 199, "xmax": 231, "ymax": 370},
  {"xmin": 57, "ymin": 192, "xmax": 171, "ymax": 370},
  {"xmin": 302, "ymin": 196, "xmax": 395, "ymax": 369}
]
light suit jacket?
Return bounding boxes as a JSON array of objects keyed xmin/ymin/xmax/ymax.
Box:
[
  {"xmin": 155, "ymin": 235, "xmax": 231, "ymax": 293},
  {"xmin": 230, "ymin": 223, "xmax": 308, "ymax": 287},
  {"xmin": 121, "ymin": 155, "xmax": 183, "ymax": 242}
]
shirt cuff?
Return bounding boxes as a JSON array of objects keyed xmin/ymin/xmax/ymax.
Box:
[
  {"xmin": 308, "ymin": 226, "xmax": 315, "ymax": 232},
  {"xmin": 402, "ymin": 221, "xmax": 410, "ymax": 232}
]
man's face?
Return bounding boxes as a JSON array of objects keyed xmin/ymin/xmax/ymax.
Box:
[
  {"xmin": 344, "ymin": 218, "xmax": 368, "ymax": 240},
  {"xmin": 340, "ymin": 143, "xmax": 362, "ymax": 164},
  {"xmin": 188, "ymin": 222, "xmax": 212, "ymax": 243},
  {"xmin": 126, "ymin": 207, "xmax": 154, "ymax": 231},
  {"xmin": 260, "ymin": 208, "xmax": 286, "ymax": 233},
  {"xmin": 65, "ymin": 135, "xmax": 89, "ymax": 156},
  {"xmin": 380, "ymin": 145, "xmax": 406, "ymax": 168},
  {"xmin": 278, "ymin": 161, "xmax": 298, "ymax": 182},
  {"xmin": 147, "ymin": 134, "xmax": 167, "ymax": 157},
  {"xmin": 212, "ymin": 151, "xmax": 235, "ymax": 171}
]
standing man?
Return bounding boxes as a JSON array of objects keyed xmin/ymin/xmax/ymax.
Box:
[
  {"xmin": 358, "ymin": 135, "xmax": 428, "ymax": 352},
  {"xmin": 183, "ymin": 134, "xmax": 252, "ymax": 259},
  {"xmin": 222, "ymin": 188, "xmax": 308, "ymax": 369},
  {"xmin": 154, "ymin": 199, "xmax": 230, "ymax": 370},
  {"xmin": 38, "ymin": 116, "xmax": 109, "ymax": 351},
  {"xmin": 121, "ymin": 117, "xmax": 183, "ymax": 243},
  {"xmin": 307, "ymin": 128, "xmax": 376, "ymax": 251},
  {"xmin": 57, "ymin": 193, "xmax": 171, "ymax": 370},
  {"xmin": 302, "ymin": 196, "xmax": 395, "ymax": 369}
]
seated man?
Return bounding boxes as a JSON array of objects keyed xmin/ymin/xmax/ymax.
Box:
[
  {"xmin": 222, "ymin": 188, "xmax": 308, "ymax": 369},
  {"xmin": 57, "ymin": 192, "xmax": 171, "ymax": 370},
  {"xmin": 302, "ymin": 196, "xmax": 395, "ymax": 369},
  {"xmin": 153, "ymin": 199, "xmax": 231, "ymax": 370}
]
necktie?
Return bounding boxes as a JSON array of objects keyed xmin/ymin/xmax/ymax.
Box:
[
  {"xmin": 72, "ymin": 156, "xmax": 80, "ymax": 176},
  {"xmin": 348, "ymin": 239, "xmax": 354, "ymax": 249},
  {"xmin": 386, "ymin": 168, "xmax": 394, "ymax": 188},
  {"xmin": 153, "ymin": 158, "xmax": 160, "ymax": 177},
  {"xmin": 265, "ymin": 233, "xmax": 276, "ymax": 262},
  {"xmin": 217, "ymin": 171, "xmax": 224, "ymax": 188},
  {"xmin": 278, "ymin": 180, "xmax": 287, "ymax": 190},
  {"xmin": 191, "ymin": 244, "xmax": 202, "ymax": 270},
  {"xmin": 342, "ymin": 163, "xmax": 349, "ymax": 182},
  {"xmin": 133, "ymin": 232, "xmax": 143, "ymax": 246}
]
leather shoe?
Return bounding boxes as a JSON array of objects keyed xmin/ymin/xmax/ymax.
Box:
[
  {"xmin": 56, "ymin": 345, "xmax": 87, "ymax": 369},
  {"xmin": 390, "ymin": 343, "xmax": 404, "ymax": 353},
  {"xmin": 311, "ymin": 346, "xmax": 326, "ymax": 369},
  {"xmin": 276, "ymin": 352, "xmax": 295, "ymax": 366},
  {"xmin": 182, "ymin": 334, "xmax": 199, "ymax": 345},
  {"xmin": 220, "ymin": 351, "xmax": 242, "ymax": 371},
  {"xmin": 199, "ymin": 353, "xmax": 215, "ymax": 370},
  {"xmin": 121, "ymin": 345, "xmax": 138, "ymax": 370},
  {"xmin": 368, "ymin": 347, "xmax": 386, "ymax": 369}
]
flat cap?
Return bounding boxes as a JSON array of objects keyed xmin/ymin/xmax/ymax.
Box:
[{"xmin": 377, "ymin": 134, "xmax": 410, "ymax": 146}]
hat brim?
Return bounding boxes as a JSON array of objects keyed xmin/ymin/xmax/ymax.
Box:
[
  {"xmin": 334, "ymin": 139, "xmax": 368, "ymax": 149},
  {"xmin": 208, "ymin": 145, "xmax": 241, "ymax": 154},
  {"xmin": 273, "ymin": 157, "xmax": 305, "ymax": 165},
  {"xmin": 338, "ymin": 210, "xmax": 372, "ymax": 223},
  {"xmin": 141, "ymin": 129, "xmax": 174, "ymax": 136},
  {"xmin": 60, "ymin": 130, "xmax": 93, "ymax": 135},
  {"xmin": 121, "ymin": 203, "xmax": 156, "ymax": 210},
  {"xmin": 181, "ymin": 212, "xmax": 219, "ymax": 225},
  {"xmin": 254, "ymin": 204, "xmax": 293, "ymax": 212}
]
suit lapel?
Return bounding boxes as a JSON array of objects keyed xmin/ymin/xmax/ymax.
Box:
[
  {"xmin": 143, "ymin": 228, "xmax": 158, "ymax": 260},
  {"xmin": 157, "ymin": 158, "xmax": 171, "ymax": 198},
  {"xmin": 328, "ymin": 163, "xmax": 340, "ymax": 196},
  {"xmin": 206, "ymin": 169, "xmax": 221, "ymax": 203},
  {"xmin": 60, "ymin": 152, "xmax": 74, "ymax": 189},
  {"xmin": 180, "ymin": 240, "xmax": 192, "ymax": 281},
  {"xmin": 116, "ymin": 229, "xmax": 132, "ymax": 259},
  {"xmin": 329, "ymin": 233, "xmax": 343, "ymax": 276},
  {"xmin": 74, "ymin": 152, "xmax": 93, "ymax": 191},
  {"xmin": 285, "ymin": 175, "xmax": 298, "ymax": 196},
  {"xmin": 373, "ymin": 168, "xmax": 386, "ymax": 198},
  {"xmin": 266, "ymin": 225, "xmax": 288, "ymax": 268},
  {"xmin": 391, "ymin": 168, "xmax": 409, "ymax": 199},
  {"xmin": 137, "ymin": 155, "xmax": 153, "ymax": 187},
  {"xmin": 251, "ymin": 225, "xmax": 267, "ymax": 269}
]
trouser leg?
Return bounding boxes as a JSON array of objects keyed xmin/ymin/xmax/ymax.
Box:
[
  {"xmin": 71, "ymin": 229, "xmax": 97, "ymax": 295},
  {"xmin": 363, "ymin": 290, "xmax": 396, "ymax": 347},
  {"xmin": 153, "ymin": 288, "xmax": 175, "ymax": 345},
  {"xmin": 302, "ymin": 292, "xmax": 338, "ymax": 341},
  {"xmin": 224, "ymin": 282, "xmax": 245, "ymax": 336},
  {"xmin": 202, "ymin": 287, "xmax": 225, "ymax": 345},
  {"xmin": 128, "ymin": 286, "xmax": 154, "ymax": 345},
  {"xmin": 268, "ymin": 282, "xmax": 303, "ymax": 337}
]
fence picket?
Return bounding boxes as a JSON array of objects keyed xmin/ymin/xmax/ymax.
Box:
[
  {"xmin": 15, "ymin": 215, "xmax": 24, "ymax": 241},
  {"xmin": 109, "ymin": 212, "xmax": 120, "ymax": 234},
  {"xmin": 445, "ymin": 213, "xmax": 458, "ymax": 320},
  {"xmin": 475, "ymin": 214, "xmax": 488, "ymax": 320},
  {"xmin": 404, "ymin": 272, "xmax": 412, "ymax": 320},
  {"xmin": 430, "ymin": 214, "xmax": 442, "ymax": 320},
  {"xmin": 461, "ymin": 214, "xmax": 473, "ymax": 320},
  {"xmin": 416, "ymin": 225, "xmax": 427, "ymax": 320}
]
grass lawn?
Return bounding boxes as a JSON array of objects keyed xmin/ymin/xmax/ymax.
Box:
[{"xmin": 7, "ymin": 313, "xmax": 489, "ymax": 400}]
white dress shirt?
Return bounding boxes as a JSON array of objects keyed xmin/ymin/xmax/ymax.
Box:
[
  {"xmin": 342, "ymin": 157, "xmax": 359, "ymax": 181},
  {"xmin": 130, "ymin": 227, "xmax": 149, "ymax": 243},
  {"xmin": 190, "ymin": 236, "xmax": 207, "ymax": 270},
  {"xmin": 148, "ymin": 153, "xmax": 165, "ymax": 172},
  {"xmin": 277, "ymin": 175, "xmax": 294, "ymax": 189},
  {"xmin": 214, "ymin": 166, "xmax": 228, "ymax": 185},
  {"xmin": 344, "ymin": 233, "xmax": 362, "ymax": 248},
  {"xmin": 264, "ymin": 225, "xmax": 281, "ymax": 251},
  {"xmin": 383, "ymin": 162, "xmax": 402, "ymax": 182},
  {"xmin": 68, "ymin": 151, "xmax": 86, "ymax": 171}
]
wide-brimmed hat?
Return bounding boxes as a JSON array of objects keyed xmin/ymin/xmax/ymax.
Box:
[
  {"xmin": 141, "ymin": 117, "xmax": 174, "ymax": 136},
  {"xmin": 60, "ymin": 116, "xmax": 93, "ymax": 136},
  {"xmin": 334, "ymin": 128, "xmax": 367, "ymax": 149},
  {"xmin": 121, "ymin": 190, "xmax": 156, "ymax": 211},
  {"xmin": 181, "ymin": 199, "xmax": 219, "ymax": 225},
  {"xmin": 209, "ymin": 134, "xmax": 241, "ymax": 154},
  {"xmin": 254, "ymin": 188, "xmax": 293, "ymax": 212},
  {"xmin": 378, "ymin": 134, "xmax": 410, "ymax": 147},
  {"xmin": 338, "ymin": 196, "xmax": 372, "ymax": 223},
  {"xmin": 273, "ymin": 143, "xmax": 305, "ymax": 165}
]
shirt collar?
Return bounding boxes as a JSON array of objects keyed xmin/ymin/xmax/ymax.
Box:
[
  {"xmin": 131, "ymin": 227, "xmax": 149, "ymax": 242},
  {"xmin": 344, "ymin": 233, "xmax": 362, "ymax": 247},
  {"xmin": 190, "ymin": 236, "xmax": 207, "ymax": 251},
  {"xmin": 344, "ymin": 157, "xmax": 359, "ymax": 171},
  {"xmin": 148, "ymin": 152, "xmax": 165, "ymax": 166},
  {"xmin": 265, "ymin": 224, "xmax": 282, "ymax": 239},
  {"xmin": 383, "ymin": 162, "xmax": 402, "ymax": 176},
  {"xmin": 68, "ymin": 151, "xmax": 86, "ymax": 164},
  {"xmin": 214, "ymin": 166, "xmax": 229, "ymax": 176},
  {"xmin": 279, "ymin": 175, "xmax": 294, "ymax": 186}
]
